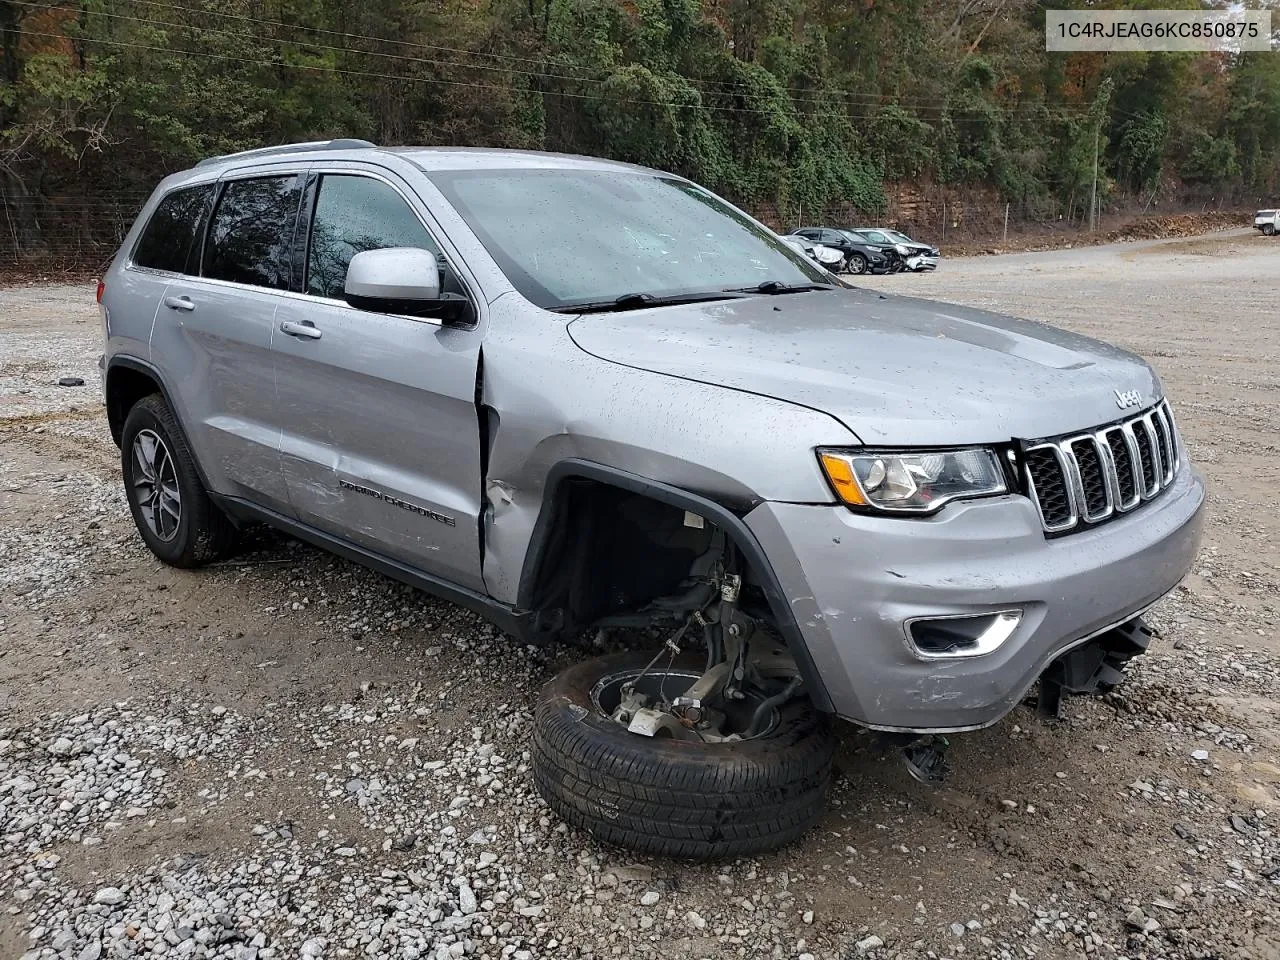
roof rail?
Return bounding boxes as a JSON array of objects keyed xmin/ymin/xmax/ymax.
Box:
[{"xmin": 195, "ymin": 138, "xmax": 377, "ymax": 168}]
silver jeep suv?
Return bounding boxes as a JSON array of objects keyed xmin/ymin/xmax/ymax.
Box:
[{"xmin": 100, "ymin": 140, "xmax": 1205, "ymax": 858}]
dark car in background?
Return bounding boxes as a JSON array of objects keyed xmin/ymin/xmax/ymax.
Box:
[
  {"xmin": 791, "ymin": 227, "xmax": 894, "ymax": 274},
  {"xmin": 851, "ymin": 228, "xmax": 940, "ymax": 271}
]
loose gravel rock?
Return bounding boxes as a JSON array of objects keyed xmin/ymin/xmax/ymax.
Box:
[{"xmin": 3, "ymin": 237, "xmax": 1280, "ymax": 958}]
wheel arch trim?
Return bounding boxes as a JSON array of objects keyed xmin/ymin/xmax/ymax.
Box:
[
  {"xmin": 516, "ymin": 459, "xmax": 834, "ymax": 713},
  {"xmin": 104, "ymin": 355, "xmax": 214, "ymax": 492}
]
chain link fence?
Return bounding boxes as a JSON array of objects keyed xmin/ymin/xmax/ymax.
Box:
[
  {"xmin": 747, "ymin": 188, "xmax": 1271, "ymax": 247},
  {"xmin": 0, "ymin": 191, "xmax": 151, "ymax": 274},
  {"xmin": 0, "ymin": 185, "xmax": 1270, "ymax": 275}
]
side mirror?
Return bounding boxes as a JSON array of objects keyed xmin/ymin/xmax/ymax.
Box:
[{"xmin": 344, "ymin": 248, "xmax": 469, "ymax": 324}]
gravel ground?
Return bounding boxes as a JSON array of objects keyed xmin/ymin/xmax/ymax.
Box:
[{"xmin": 1, "ymin": 231, "xmax": 1278, "ymax": 960}]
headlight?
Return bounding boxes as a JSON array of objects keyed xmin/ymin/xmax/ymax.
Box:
[
  {"xmin": 818, "ymin": 448, "xmax": 1007, "ymax": 514},
  {"xmin": 894, "ymin": 243, "xmax": 910, "ymax": 255}
]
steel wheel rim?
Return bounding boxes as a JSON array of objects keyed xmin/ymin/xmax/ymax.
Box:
[
  {"xmin": 590, "ymin": 667, "xmax": 780, "ymax": 740},
  {"xmin": 131, "ymin": 429, "xmax": 182, "ymax": 542},
  {"xmin": 849, "ymin": 256, "xmax": 865, "ymax": 274}
]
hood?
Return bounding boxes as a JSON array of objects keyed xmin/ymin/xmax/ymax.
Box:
[{"xmin": 566, "ymin": 288, "xmax": 1162, "ymax": 446}]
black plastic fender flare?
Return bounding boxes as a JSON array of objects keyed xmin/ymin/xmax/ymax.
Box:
[
  {"xmin": 517, "ymin": 459, "xmax": 834, "ymax": 713},
  {"xmin": 103, "ymin": 355, "xmax": 218, "ymax": 489},
  {"xmin": 105, "ymin": 356, "xmax": 178, "ymax": 439}
]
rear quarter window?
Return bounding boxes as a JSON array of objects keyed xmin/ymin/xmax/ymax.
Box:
[{"xmin": 132, "ymin": 184, "xmax": 215, "ymax": 274}]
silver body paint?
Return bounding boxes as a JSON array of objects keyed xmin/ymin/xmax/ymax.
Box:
[{"xmin": 102, "ymin": 145, "xmax": 1205, "ymax": 732}]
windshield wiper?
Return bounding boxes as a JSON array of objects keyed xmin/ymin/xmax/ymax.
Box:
[
  {"xmin": 553, "ymin": 291, "xmax": 743, "ymax": 315},
  {"xmin": 727, "ymin": 280, "xmax": 834, "ymax": 295}
]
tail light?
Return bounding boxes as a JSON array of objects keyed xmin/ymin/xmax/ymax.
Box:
[{"xmin": 95, "ymin": 280, "xmax": 105, "ymax": 304}]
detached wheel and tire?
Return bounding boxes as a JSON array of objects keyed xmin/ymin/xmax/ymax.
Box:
[
  {"xmin": 846, "ymin": 253, "xmax": 868, "ymax": 275},
  {"xmin": 531, "ymin": 651, "xmax": 835, "ymax": 859},
  {"xmin": 121, "ymin": 394, "xmax": 238, "ymax": 567}
]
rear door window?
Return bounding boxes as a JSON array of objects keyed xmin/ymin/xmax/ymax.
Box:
[
  {"xmin": 305, "ymin": 174, "xmax": 440, "ymax": 300},
  {"xmin": 203, "ymin": 175, "xmax": 302, "ymax": 290},
  {"xmin": 133, "ymin": 183, "xmax": 215, "ymax": 274}
]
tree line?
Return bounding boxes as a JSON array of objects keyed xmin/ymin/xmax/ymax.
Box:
[{"xmin": 0, "ymin": 0, "xmax": 1278, "ymax": 258}]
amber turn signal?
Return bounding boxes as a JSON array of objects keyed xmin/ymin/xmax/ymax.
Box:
[{"xmin": 818, "ymin": 452, "xmax": 868, "ymax": 506}]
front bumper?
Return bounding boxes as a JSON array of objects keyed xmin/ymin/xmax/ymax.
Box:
[{"xmin": 746, "ymin": 463, "xmax": 1205, "ymax": 732}]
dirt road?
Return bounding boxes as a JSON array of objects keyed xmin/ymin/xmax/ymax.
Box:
[{"xmin": 2, "ymin": 231, "xmax": 1278, "ymax": 960}]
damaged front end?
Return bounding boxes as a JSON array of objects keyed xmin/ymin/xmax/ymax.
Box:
[
  {"xmin": 1034, "ymin": 617, "xmax": 1154, "ymax": 720},
  {"xmin": 516, "ymin": 469, "xmax": 1168, "ymax": 773},
  {"xmin": 589, "ymin": 531, "xmax": 806, "ymax": 744},
  {"xmin": 514, "ymin": 476, "xmax": 815, "ymax": 742},
  {"xmin": 889, "ymin": 617, "xmax": 1156, "ymax": 783}
]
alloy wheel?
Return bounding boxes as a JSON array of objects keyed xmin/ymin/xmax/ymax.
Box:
[{"xmin": 131, "ymin": 429, "xmax": 182, "ymax": 541}]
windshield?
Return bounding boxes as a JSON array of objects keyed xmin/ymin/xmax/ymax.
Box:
[
  {"xmin": 884, "ymin": 229, "xmax": 914, "ymax": 244},
  {"xmin": 428, "ymin": 168, "xmax": 827, "ymax": 310}
]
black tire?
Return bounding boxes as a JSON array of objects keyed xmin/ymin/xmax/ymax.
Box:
[
  {"xmin": 1264, "ymin": 224, "xmax": 1276, "ymax": 236},
  {"xmin": 121, "ymin": 394, "xmax": 238, "ymax": 568},
  {"xmin": 846, "ymin": 253, "xmax": 868, "ymax": 275},
  {"xmin": 532, "ymin": 651, "xmax": 835, "ymax": 859}
]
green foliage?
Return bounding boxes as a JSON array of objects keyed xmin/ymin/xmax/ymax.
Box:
[
  {"xmin": 1179, "ymin": 133, "xmax": 1239, "ymax": 185},
  {"xmin": 1, "ymin": 51, "xmax": 116, "ymax": 160},
  {"xmin": 1116, "ymin": 111, "xmax": 1167, "ymax": 190},
  {"xmin": 589, "ymin": 65, "xmax": 716, "ymax": 176},
  {"xmin": 1227, "ymin": 52, "xmax": 1280, "ymax": 191},
  {"xmin": 0, "ymin": 0, "xmax": 1277, "ymax": 230},
  {"xmin": 868, "ymin": 106, "xmax": 935, "ymax": 181}
]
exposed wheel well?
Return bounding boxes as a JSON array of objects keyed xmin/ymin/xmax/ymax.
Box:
[
  {"xmin": 105, "ymin": 365, "xmax": 161, "ymax": 446},
  {"xmin": 520, "ymin": 477, "xmax": 720, "ymax": 638},
  {"xmin": 517, "ymin": 462, "xmax": 834, "ymax": 712}
]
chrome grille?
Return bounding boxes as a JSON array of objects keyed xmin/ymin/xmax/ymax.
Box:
[
  {"xmin": 1025, "ymin": 401, "xmax": 1179, "ymax": 535},
  {"xmin": 1103, "ymin": 428, "xmax": 1139, "ymax": 509}
]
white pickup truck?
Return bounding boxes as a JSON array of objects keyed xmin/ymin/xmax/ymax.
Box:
[{"xmin": 1255, "ymin": 209, "xmax": 1279, "ymax": 235}]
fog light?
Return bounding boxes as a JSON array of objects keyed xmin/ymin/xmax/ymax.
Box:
[{"xmin": 907, "ymin": 610, "xmax": 1022, "ymax": 659}]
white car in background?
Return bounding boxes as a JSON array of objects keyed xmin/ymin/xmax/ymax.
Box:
[
  {"xmin": 780, "ymin": 235, "xmax": 844, "ymax": 269},
  {"xmin": 1255, "ymin": 209, "xmax": 1279, "ymax": 236}
]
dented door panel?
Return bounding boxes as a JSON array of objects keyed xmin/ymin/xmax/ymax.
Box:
[{"xmin": 273, "ymin": 297, "xmax": 486, "ymax": 591}]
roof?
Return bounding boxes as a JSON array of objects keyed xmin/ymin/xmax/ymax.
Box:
[
  {"xmin": 394, "ymin": 146, "xmax": 653, "ymax": 175},
  {"xmin": 191, "ymin": 139, "xmax": 654, "ymax": 176}
]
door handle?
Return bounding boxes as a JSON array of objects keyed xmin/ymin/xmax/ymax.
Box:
[
  {"xmin": 280, "ymin": 320, "xmax": 322, "ymax": 340},
  {"xmin": 163, "ymin": 296, "xmax": 195, "ymax": 312}
]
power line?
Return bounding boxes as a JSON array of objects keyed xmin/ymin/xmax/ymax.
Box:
[
  {"xmin": 20, "ymin": 28, "xmax": 834, "ymax": 120},
  {"xmin": 111, "ymin": 0, "xmax": 941, "ymax": 105},
  {"xmin": 38, "ymin": 1, "xmax": 660, "ymax": 96},
  {"xmin": 63, "ymin": 0, "xmax": 915, "ymax": 112},
  {"xmin": 22, "ymin": 22, "xmax": 1101, "ymax": 129},
  {"xmin": 40, "ymin": 0, "xmax": 1106, "ymax": 116},
  {"xmin": 5, "ymin": 28, "xmax": 892, "ymax": 122}
]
